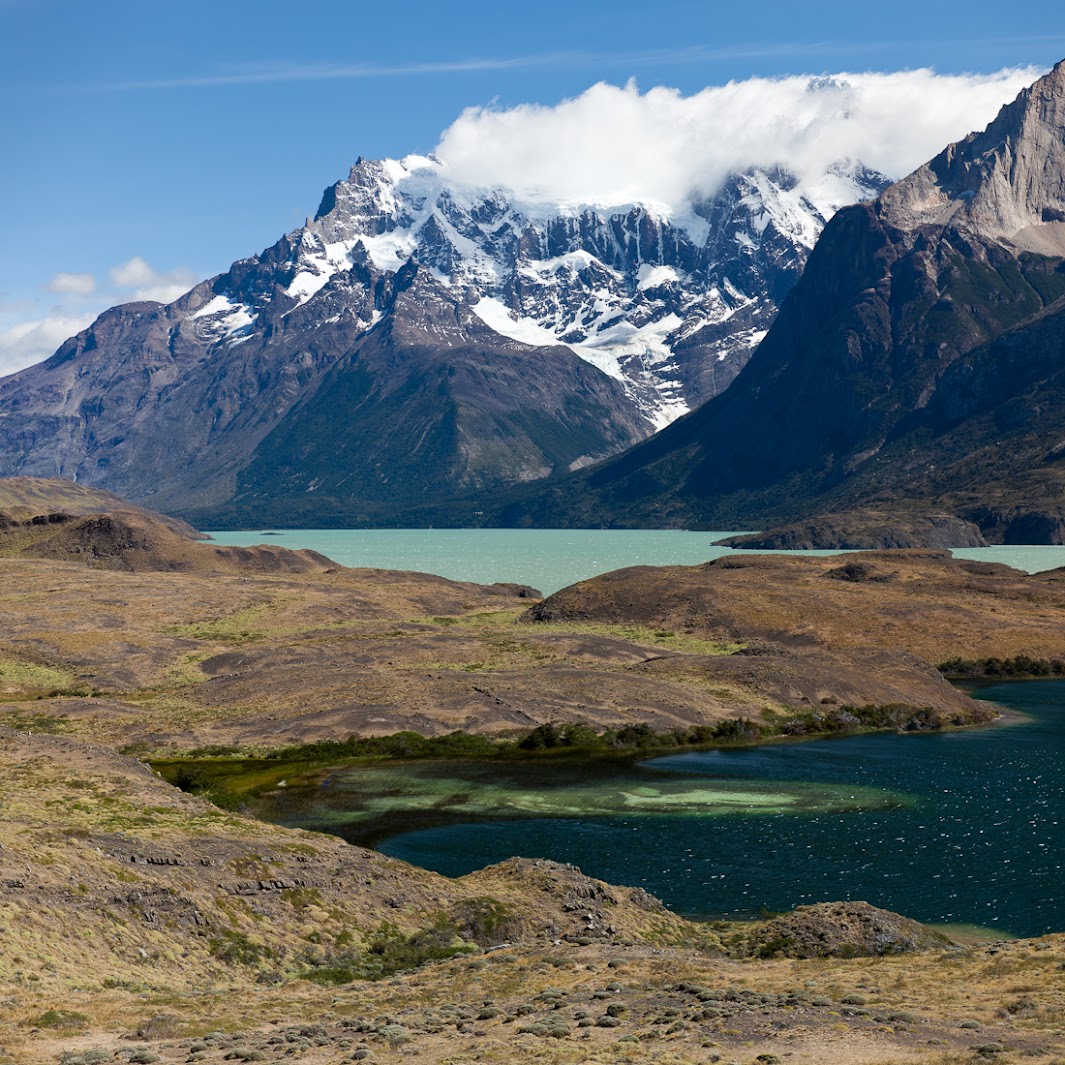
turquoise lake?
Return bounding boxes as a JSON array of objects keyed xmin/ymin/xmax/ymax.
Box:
[{"xmin": 205, "ymin": 528, "xmax": 1065, "ymax": 596}]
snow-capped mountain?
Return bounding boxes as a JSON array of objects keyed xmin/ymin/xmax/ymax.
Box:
[
  {"xmin": 228, "ymin": 155, "xmax": 887, "ymax": 427},
  {"xmin": 0, "ymin": 154, "xmax": 887, "ymax": 523}
]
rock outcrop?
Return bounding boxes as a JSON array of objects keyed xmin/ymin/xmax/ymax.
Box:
[
  {"xmin": 745, "ymin": 901, "xmax": 952, "ymax": 958},
  {"xmin": 716, "ymin": 511, "xmax": 988, "ymax": 550}
]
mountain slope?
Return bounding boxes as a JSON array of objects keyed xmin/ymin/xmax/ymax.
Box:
[
  {"xmin": 494, "ymin": 61, "xmax": 1065, "ymax": 540},
  {"xmin": 0, "ymin": 154, "xmax": 885, "ymax": 520}
]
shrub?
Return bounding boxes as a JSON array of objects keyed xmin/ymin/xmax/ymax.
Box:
[
  {"xmin": 59, "ymin": 1052, "xmax": 109, "ymax": 1065},
  {"xmin": 451, "ymin": 897, "xmax": 521, "ymax": 946},
  {"xmin": 376, "ymin": 1023, "xmax": 412, "ymax": 1046},
  {"xmin": 517, "ymin": 1017, "xmax": 569, "ymax": 1037},
  {"xmin": 34, "ymin": 1009, "xmax": 89, "ymax": 1030},
  {"xmin": 207, "ymin": 930, "xmax": 277, "ymax": 967},
  {"xmin": 711, "ymin": 717, "xmax": 765, "ymax": 743},
  {"xmin": 938, "ymin": 655, "xmax": 1065, "ymax": 678},
  {"xmin": 302, "ymin": 915, "xmax": 474, "ymax": 984},
  {"xmin": 136, "ymin": 1013, "xmax": 181, "ymax": 1039}
]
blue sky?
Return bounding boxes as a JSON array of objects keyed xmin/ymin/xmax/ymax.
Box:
[{"xmin": 2, "ymin": 0, "xmax": 1064, "ymax": 372}]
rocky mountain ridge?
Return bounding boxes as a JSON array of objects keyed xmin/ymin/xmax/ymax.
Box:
[
  {"xmin": 292, "ymin": 154, "xmax": 886, "ymax": 426},
  {"xmin": 0, "ymin": 154, "xmax": 885, "ymax": 519},
  {"xmin": 492, "ymin": 60, "xmax": 1065, "ymax": 542}
]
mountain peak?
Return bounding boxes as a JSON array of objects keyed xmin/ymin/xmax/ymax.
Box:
[
  {"xmin": 880, "ymin": 60, "xmax": 1065, "ymax": 252},
  {"xmin": 283, "ymin": 154, "xmax": 889, "ymax": 427},
  {"xmin": 0, "ymin": 143, "xmax": 888, "ymax": 519}
]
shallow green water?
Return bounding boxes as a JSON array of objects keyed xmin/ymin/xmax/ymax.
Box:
[
  {"xmin": 257, "ymin": 682, "xmax": 1065, "ymax": 937},
  {"xmin": 205, "ymin": 528, "xmax": 1065, "ymax": 596},
  {"xmin": 261, "ymin": 759, "xmax": 909, "ymax": 846},
  {"xmin": 368, "ymin": 682, "xmax": 1065, "ymax": 936}
]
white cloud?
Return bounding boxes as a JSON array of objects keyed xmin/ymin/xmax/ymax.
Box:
[
  {"xmin": 109, "ymin": 256, "xmax": 197, "ymax": 303},
  {"xmin": 47, "ymin": 272, "xmax": 96, "ymax": 296},
  {"xmin": 0, "ymin": 66, "xmax": 1048, "ymax": 378},
  {"xmin": 0, "ymin": 311, "xmax": 97, "ymax": 378},
  {"xmin": 433, "ymin": 67, "xmax": 1044, "ymax": 213},
  {"xmin": 108, "ymin": 256, "xmax": 156, "ymax": 288}
]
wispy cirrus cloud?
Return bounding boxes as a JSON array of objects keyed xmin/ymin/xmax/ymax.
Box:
[{"xmin": 48, "ymin": 36, "xmax": 1065, "ymax": 93}]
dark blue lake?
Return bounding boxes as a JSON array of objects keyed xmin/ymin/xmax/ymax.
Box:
[{"xmin": 374, "ymin": 682, "xmax": 1065, "ymax": 937}]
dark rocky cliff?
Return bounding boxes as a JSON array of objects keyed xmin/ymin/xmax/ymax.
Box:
[{"xmin": 494, "ymin": 62, "xmax": 1065, "ymax": 543}]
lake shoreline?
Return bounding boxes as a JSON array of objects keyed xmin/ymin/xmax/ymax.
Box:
[
  {"xmin": 304, "ymin": 677, "xmax": 1060, "ymax": 937},
  {"xmin": 203, "ymin": 526, "xmax": 1065, "ymax": 595},
  {"xmin": 149, "ymin": 685, "xmax": 1030, "ymax": 930},
  {"xmin": 154, "ymin": 693, "xmax": 1007, "ymax": 822}
]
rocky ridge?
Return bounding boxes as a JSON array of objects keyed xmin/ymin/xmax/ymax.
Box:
[
  {"xmin": 715, "ymin": 511, "xmax": 989, "ymax": 550},
  {"xmin": 297, "ymin": 155, "xmax": 886, "ymax": 426},
  {"xmin": 0, "ymin": 157, "xmax": 885, "ymax": 521},
  {"xmin": 493, "ymin": 61, "xmax": 1065, "ymax": 542}
]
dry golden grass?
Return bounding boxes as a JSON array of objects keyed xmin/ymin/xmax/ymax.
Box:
[
  {"xmin": 0, "ymin": 564, "xmax": 756, "ymax": 752},
  {"xmin": 528, "ymin": 551, "xmax": 1065, "ymax": 663},
  {"xmin": 0, "ymin": 549, "xmax": 1021, "ymax": 755},
  {"xmin": 3, "ymin": 527, "xmax": 1065, "ymax": 1063}
]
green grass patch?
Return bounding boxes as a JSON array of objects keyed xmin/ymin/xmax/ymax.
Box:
[
  {"xmin": 429, "ymin": 608, "xmax": 742, "ymax": 656},
  {"xmin": 0, "ymin": 657, "xmax": 81, "ymax": 696},
  {"xmin": 0, "ymin": 708, "xmax": 71, "ymax": 732},
  {"xmin": 162, "ymin": 651, "xmax": 212, "ymax": 686},
  {"xmin": 300, "ymin": 916, "xmax": 475, "ymax": 984},
  {"xmin": 525, "ymin": 620, "xmax": 743, "ymax": 656},
  {"xmin": 167, "ymin": 603, "xmax": 277, "ymax": 643},
  {"xmin": 31, "ymin": 1009, "xmax": 89, "ymax": 1030},
  {"xmin": 207, "ymin": 928, "xmax": 279, "ymax": 967},
  {"xmin": 411, "ymin": 609, "xmax": 744, "ymax": 681}
]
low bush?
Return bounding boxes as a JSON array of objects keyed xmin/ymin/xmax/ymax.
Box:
[
  {"xmin": 301, "ymin": 915, "xmax": 475, "ymax": 984},
  {"xmin": 34, "ymin": 1009, "xmax": 89, "ymax": 1030},
  {"xmin": 938, "ymin": 655, "xmax": 1065, "ymax": 678}
]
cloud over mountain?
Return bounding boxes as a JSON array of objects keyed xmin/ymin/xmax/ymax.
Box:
[
  {"xmin": 1, "ymin": 67, "xmax": 1043, "ymax": 378},
  {"xmin": 0, "ymin": 258, "xmax": 199, "ymax": 377},
  {"xmin": 434, "ymin": 68, "xmax": 1042, "ymax": 213}
]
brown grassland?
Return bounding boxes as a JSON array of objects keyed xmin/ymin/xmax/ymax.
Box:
[{"xmin": 2, "ymin": 483, "xmax": 1065, "ymax": 1064}]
